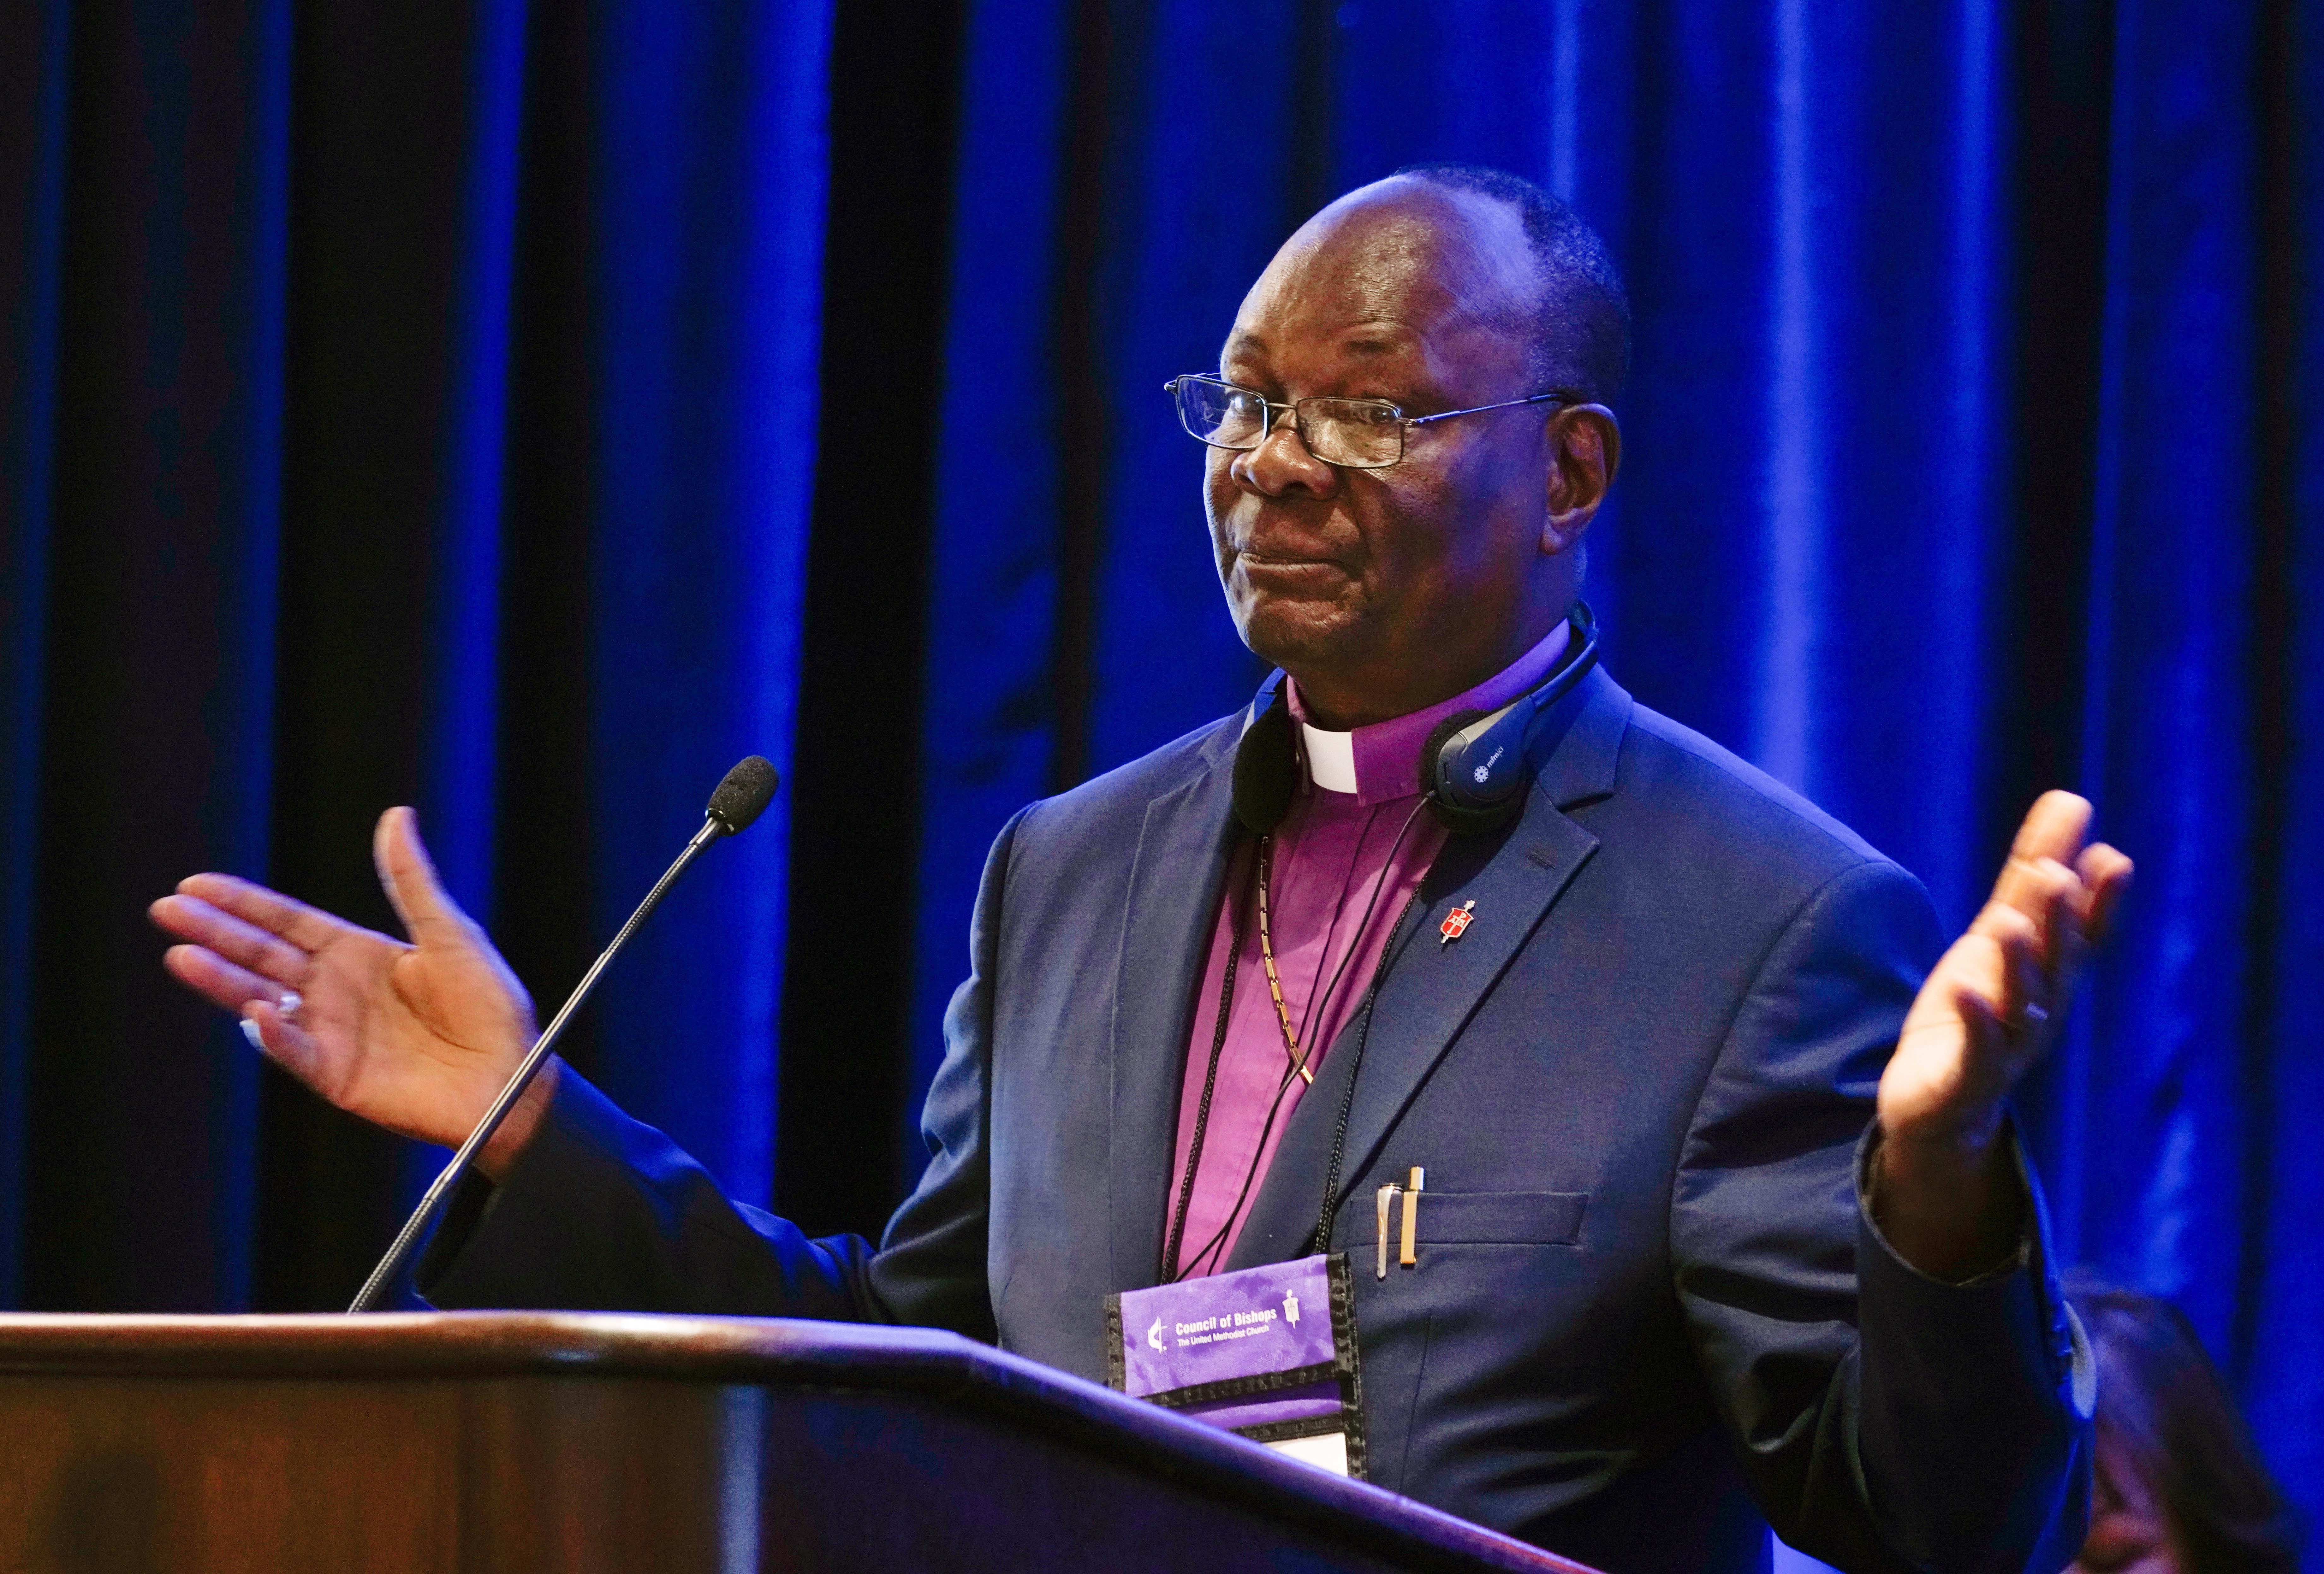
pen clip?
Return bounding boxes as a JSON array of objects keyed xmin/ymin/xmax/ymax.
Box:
[
  {"xmin": 1399, "ymin": 1166, "xmax": 1424, "ymax": 1268},
  {"xmin": 1375, "ymin": 1184, "xmax": 1402, "ymax": 1279}
]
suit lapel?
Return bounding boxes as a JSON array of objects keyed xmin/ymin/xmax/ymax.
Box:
[
  {"xmin": 1107, "ymin": 730, "xmax": 1243, "ymax": 1290},
  {"xmin": 1314, "ymin": 810, "xmax": 1599, "ymax": 1230},
  {"xmin": 1222, "ymin": 668, "xmax": 1634, "ymax": 1269}
]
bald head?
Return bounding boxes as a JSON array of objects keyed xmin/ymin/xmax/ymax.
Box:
[{"xmin": 1251, "ymin": 167, "xmax": 1630, "ymax": 405}]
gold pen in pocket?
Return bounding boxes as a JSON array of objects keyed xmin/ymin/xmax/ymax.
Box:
[{"xmin": 1376, "ymin": 1167, "xmax": 1427, "ymax": 1277}]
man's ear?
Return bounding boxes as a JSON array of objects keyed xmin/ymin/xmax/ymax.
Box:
[{"xmin": 1543, "ymin": 404, "xmax": 1621, "ymax": 554}]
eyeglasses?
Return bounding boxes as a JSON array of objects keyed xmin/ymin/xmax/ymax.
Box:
[{"xmin": 1164, "ymin": 374, "xmax": 1566, "ymax": 470}]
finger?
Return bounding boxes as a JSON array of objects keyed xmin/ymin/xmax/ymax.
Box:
[
  {"xmin": 1950, "ymin": 974, "xmax": 2010, "ymax": 1065},
  {"xmin": 1907, "ymin": 937, "xmax": 2018, "ymax": 1099},
  {"xmin": 1988, "ymin": 792, "xmax": 2089, "ymax": 921},
  {"xmin": 2037, "ymin": 858, "xmax": 2078, "ymax": 977},
  {"xmin": 1977, "ymin": 855, "xmax": 2077, "ymax": 969},
  {"xmin": 1992, "ymin": 842, "xmax": 2084, "ymax": 930},
  {"xmin": 373, "ymin": 807, "xmax": 475, "ymax": 949},
  {"xmin": 2078, "ymin": 842, "xmax": 2134, "ymax": 948},
  {"xmin": 170, "ymin": 872, "xmax": 353, "ymax": 955},
  {"xmin": 2007, "ymin": 790, "xmax": 2094, "ymax": 868},
  {"xmin": 1959, "ymin": 903, "xmax": 2044, "ymax": 1023},
  {"xmin": 1919, "ymin": 927, "xmax": 2006, "ymax": 1029},
  {"xmin": 163, "ymin": 943, "xmax": 283, "ymax": 1016},
  {"xmin": 150, "ymin": 895, "xmax": 313, "ymax": 985},
  {"xmin": 237, "ymin": 997, "xmax": 326, "ymax": 1088},
  {"xmin": 2003, "ymin": 909, "xmax": 2050, "ymax": 1022}
]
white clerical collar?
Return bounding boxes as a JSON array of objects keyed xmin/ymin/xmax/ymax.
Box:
[
  {"xmin": 1290, "ymin": 619, "xmax": 1572, "ymax": 803},
  {"xmin": 1298, "ymin": 723, "xmax": 1358, "ymax": 793}
]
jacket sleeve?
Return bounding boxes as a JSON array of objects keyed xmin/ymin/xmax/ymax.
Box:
[
  {"xmin": 416, "ymin": 805, "xmax": 1031, "ymax": 1340},
  {"xmin": 1669, "ymin": 857, "xmax": 2094, "ymax": 1574}
]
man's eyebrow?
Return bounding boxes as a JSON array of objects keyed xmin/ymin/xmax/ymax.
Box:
[
  {"xmin": 1222, "ymin": 329, "xmax": 1267, "ymax": 360},
  {"xmin": 1338, "ymin": 321, "xmax": 1417, "ymax": 356}
]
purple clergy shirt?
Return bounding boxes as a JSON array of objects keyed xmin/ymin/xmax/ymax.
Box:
[{"xmin": 1164, "ymin": 620, "xmax": 1573, "ymax": 1278}]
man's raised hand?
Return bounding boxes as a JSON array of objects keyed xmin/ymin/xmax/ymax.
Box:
[
  {"xmin": 149, "ymin": 808, "xmax": 557, "ymax": 1175},
  {"xmin": 1872, "ymin": 790, "xmax": 2133, "ymax": 1277}
]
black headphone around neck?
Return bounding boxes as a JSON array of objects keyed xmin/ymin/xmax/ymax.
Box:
[{"xmin": 1232, "ymin": 601, "xmax": 1602, "ymax": 839}]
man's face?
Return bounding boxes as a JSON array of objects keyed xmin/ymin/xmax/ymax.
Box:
[{"xmin": 1205, "ymin": 185, "xmax": 1563, "ymax": 719}]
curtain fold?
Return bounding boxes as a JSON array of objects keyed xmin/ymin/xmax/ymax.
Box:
[
  {"xmin": 259, "ymin": 0, "xmax": 529, "ymax": 1291},
  {"xmin": 907, "ymin": 0, "xmax": 1078, "ymax": 1152},
  {"xmin": 2247, "ymin": 0, "xmax": 2324, "ymax": 1499},
  {"xmin": 9, "ymin": 0, "xmax": 294, "ymax": 1312},
  {"xmin": 0, "ymin": 0, "xmax": 72, "ymax": 1313},
  {"xmin": 577, "ymin": 0, "xmax": 829, "ymax": 1207}
]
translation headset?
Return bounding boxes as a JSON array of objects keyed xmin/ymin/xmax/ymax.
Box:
[{"xmin": 1230, "ymin": 600, "xmax": 1602, "ymax": 839}]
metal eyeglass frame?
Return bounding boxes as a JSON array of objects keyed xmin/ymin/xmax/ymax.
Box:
[{"xmin": 1164, "ymin": 373, "xmax": 1568, "ymax": 470}]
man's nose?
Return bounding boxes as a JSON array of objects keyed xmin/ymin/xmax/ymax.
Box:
[{"xmin": 1230, "ymin": 411, "xmax": 1339, "ymax": 499}]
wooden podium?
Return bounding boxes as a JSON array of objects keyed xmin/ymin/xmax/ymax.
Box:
[{"xmin": 0, "ymin": 1312, "xmax": 1595, "ymax": 1573}]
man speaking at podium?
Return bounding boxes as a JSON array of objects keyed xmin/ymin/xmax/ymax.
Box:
[{"xmin": 152, "ymin": 167, "xmax": 2130, "ymax": 1574}]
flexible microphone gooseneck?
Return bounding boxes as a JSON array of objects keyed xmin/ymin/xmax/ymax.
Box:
[{"xmin": 346, "ymin": 755, "xmax": 781, "ymax": 1313}]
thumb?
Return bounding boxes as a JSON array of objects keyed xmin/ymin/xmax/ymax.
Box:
[{"xmin": 373, "ymin": 806, "xmax": 475, "ymax": 948}]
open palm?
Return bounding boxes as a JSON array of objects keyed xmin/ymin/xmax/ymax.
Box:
[
  {"xmin": 151, "ymin": 807, "xmax": 539, "ymax": 1152},
  {"xmin": 1879, "ymin": 790, "xmax": 2132, "ymax": 1150}
]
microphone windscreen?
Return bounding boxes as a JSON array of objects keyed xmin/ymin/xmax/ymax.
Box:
[{"xmin": 707, "ymin": 755, "xmax": 780, "ymax": 834}]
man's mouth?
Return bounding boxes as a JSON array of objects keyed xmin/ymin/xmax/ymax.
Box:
[
  {"xmin": 1236, "ymin": 548, "xmax": 1343, "ymax": 572},
  {"xmin": 1234, "ymin": 551, "xmax": 1347, "ymax": 593}
]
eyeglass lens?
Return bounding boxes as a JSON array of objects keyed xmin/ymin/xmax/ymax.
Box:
[{"xmin": 1173, "ymin": 377, "xmax": 1404, "ymax": 469}]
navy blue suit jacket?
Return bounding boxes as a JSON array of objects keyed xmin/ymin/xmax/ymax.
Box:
[{"xmin": 423, "ymin": 668, "xmax": 2093, "ymax": 1574}]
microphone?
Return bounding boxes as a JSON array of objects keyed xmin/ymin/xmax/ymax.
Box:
[{"xmin": 347, "ymin": 755, "xmax": 781, "ymax": 1313}]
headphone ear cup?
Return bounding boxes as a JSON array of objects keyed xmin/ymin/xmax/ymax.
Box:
[
  {"xmin": 1233, "ymin": 694, "xmax": 1297, "ymax": 836},
  {"xmin": 1426, "ymin": 784, "xmax": 1527, "ymax": 837},
  {"xmin": 1419, "ymin": 708, "xmax": 1525, "ymax": 836},
  {"xmin": 1417, "ymin": 710, "xmax": 1485, "ymax": 798},
  {"xmin": 1415, "ymin": 606, "xmax": 1602, "ymax": 836}
]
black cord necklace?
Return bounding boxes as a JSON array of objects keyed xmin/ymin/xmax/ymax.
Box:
[{"xmin": 1160, "ymin": 797, "xmax": 1434, "ymax": 1281}]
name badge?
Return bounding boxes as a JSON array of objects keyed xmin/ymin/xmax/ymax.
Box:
[{"xmin": 1105, "ymin": 1253, "xmax": 1366, "ymax": 1477}]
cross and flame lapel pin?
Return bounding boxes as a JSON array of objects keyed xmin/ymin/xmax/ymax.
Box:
[{"xmin": 1438, "ymin": 899, "xmax": 1477, "ymax": 946}]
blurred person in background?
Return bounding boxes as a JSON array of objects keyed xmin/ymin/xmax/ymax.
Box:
[{"xmin": 2069, "ymin": 1286, "xmax": 2299, "ymax": 1574}]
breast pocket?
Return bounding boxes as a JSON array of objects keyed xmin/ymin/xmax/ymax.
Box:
[{"xmin": 1413, "ymin": 1189, "xmax": 1588, "ymax": 1246}]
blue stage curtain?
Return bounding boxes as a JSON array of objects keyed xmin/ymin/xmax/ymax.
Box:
[
  {"xmin": 0, "ymin": 0, "xmax": 293, "ymax": 1313},
  {"xmin": 0, "ymin": 0, "xmax": 829, "ymax": 1308},
  {"xmin": 0, "ymin": 0, "xmax": 74, "ymax": 1313},
  {"xmin": 573, "ymin": 0, "xmax": 829, "ymax": 1210},
  {"xmin": 915, "ymin": 0, "xmax": 2321, "ymax": 1516}
]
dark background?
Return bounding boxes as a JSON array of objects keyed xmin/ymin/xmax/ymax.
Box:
[{"xmin": 2, "ymin": 0, "xmax": 2317, "ymax": 1529}]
